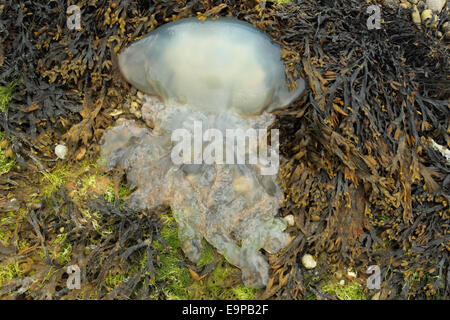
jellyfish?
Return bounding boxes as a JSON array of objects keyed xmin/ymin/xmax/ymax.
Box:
[{"xmin": 99, "ymin": 17, "xmax": 305, "ymax": 288}]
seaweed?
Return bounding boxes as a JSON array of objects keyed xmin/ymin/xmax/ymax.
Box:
[{"xmin": 0, "ymin": 0, "xmax": 448, "ymax": 299}]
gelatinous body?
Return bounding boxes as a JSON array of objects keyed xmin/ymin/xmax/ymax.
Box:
[
  {"xmin": 102, "ymin": 18, "xmax": 300, "ymax": 288},
  {"xmin": 119, "ymin": 17, "xmax": 305, "ymax": 116},
  {"xmin": 99, "ymin": 96, "xmax": 291, "ymax": 288}
]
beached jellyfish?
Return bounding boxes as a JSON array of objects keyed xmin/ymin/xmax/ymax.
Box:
[{"xmin": 99, "ymin": 17, "xmax": 305, "ymax": 288}]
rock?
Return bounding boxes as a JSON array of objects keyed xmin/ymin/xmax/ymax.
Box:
[
  {"xmin": 426, "ymin": 0, "xmax": 446, "ymax": 12},
  {"xmin": 301, "ymin": 254, "xmax": 317, "ymax": 269},
  {"xmin": 409, "ymin": 0, "xmax": 419, "ymax": 4},
  {"xmin": 339, "ymin": 280, "xmax": 345, "ymax": 286},
  {"xmin": 55, "ymin": 144, "xmax": 67, "ymax": 159},
  {"xmin": 284, "ymin": 214, "xmax": 295, "ymax": 226}
]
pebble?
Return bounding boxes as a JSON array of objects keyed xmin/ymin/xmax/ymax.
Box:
[
  {"xmin": 301, "ymin": 254, "xmax": 317, "ymax": 269},
  {"xmin": 55, "ymin": 144, "xmax": 67, "ymax": 159}
]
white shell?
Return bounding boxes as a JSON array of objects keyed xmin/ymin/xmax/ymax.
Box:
[
  {"xmin": 119, "ymin": 18, "xmax": 305, "ymax": 116},
  {"xmin": 55, "ymin": 144, "xmax": 67, "ymax": 159},
  {"xmin": 301, "ymin": 254, "xmax": 317, "ymax": 269}
]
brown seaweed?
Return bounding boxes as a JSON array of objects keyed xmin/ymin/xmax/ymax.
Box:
[{"xmin": 0, "ymin": 0, "xmax": 448, "ymax": 299}]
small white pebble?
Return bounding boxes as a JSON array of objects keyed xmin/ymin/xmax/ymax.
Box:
[
  {"xmin": 284, "ymin": 214, "xmax": 295, "ymax": 227},
  {"xmin": 339, "ymin": 280, "xmax": 345, "ymax": 286},
  {"xmin": 55, "ymin": 144, "xmax": 67, "ymax": 160},
  {"xmin": 301, "ymin": 254, "xmax": 317, "ymax": 269}
]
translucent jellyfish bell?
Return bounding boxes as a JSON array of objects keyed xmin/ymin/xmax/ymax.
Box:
[{"xmin": 119, "ymin": 17, "xmax": 305, "ymax": 116}]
